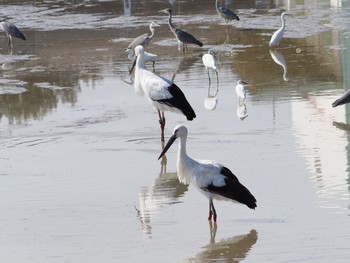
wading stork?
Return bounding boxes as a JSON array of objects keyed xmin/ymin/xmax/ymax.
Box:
[
  {"xmin": 130, "ymin": 46, "xmax": 196, "ymax": 141},
  {"xmin": 158, "ymin": 125, "xmax": 257, "ymax": 222}
]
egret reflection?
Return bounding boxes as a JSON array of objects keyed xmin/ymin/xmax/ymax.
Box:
[
  {"xmin": 136, "ymin": 172, "xmax": 188, "ymax": 237},
  {"xmin": 204, "ymin": 80, "xmax": 219, "ymax": 111},
  {"xmin": 269, "ymin": 49, "xmax": 289, "ymax": 81},
  {"xmin": 236, "ymin": 102, "xmax": 248, "ymax": 121},
  {"xmin": 186, "ymin": 224, "xmax": 258, "ymax": 262}
]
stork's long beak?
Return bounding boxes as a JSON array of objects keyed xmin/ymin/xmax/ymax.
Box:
[
  {"xmin": 158, "ymin": 134, "xmax": 177, "ymax": 160},
  {"xmin": 129, "ymin": 57, "xmax": 137, "ymax": 75}
]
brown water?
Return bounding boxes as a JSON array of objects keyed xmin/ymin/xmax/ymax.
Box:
[{"xmin": 1, "ymin": 0, "xmax": 350, "ymax": 262}]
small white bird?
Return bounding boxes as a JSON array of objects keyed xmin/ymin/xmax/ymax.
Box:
[
  {"xmin": 158, "ymin": 125, "xmax": 257, "ymax": 222},
  {"xmin": 235, "ymin": 79, "xmax": 247, "ymax": 103},
  {"xmin": 131, "ymin": 46, "xmax": 196, "ymax": 141},
  {"xmin": 269, "ymin": 12, "xmax": 292, "ymax": 47},
  {"xmin": 202, "ymin": 49, "xmax": 218, "ymax": 84}
]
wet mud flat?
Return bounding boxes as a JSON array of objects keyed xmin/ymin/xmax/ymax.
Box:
[{"xmin": 0, "ymin": 1, "xmax": 350, "ymax": 262}]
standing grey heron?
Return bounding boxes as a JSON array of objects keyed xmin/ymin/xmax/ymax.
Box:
[
  {"xmin": 159, "ymin": 8, "xmax": 203, "ymax": 52},
  {"xmin": 130, "ymin": 45, "xmax": 196, "ymax": 141},
  {"xmin": 123, "ymin": 21, "xmax": 160, "ymax": 60},
  {"xmin": 158, "ymin": 125, "xmax": 257, "ymax": 222},
  {"xmin": 269, "ymin": 12, "xmax": 292, "ymax": 47},
  {"xmin": 0, "ymin": 21, "xmax": 26, "ymax": 47},
  {"xmin": 215, "ymin": 0, "xmax": 240, "ymax": 23}
]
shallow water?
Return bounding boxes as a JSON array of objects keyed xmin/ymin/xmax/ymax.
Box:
[{"xmin": 1, "ymin": 0, "xmax": 350, "ymax": 262}]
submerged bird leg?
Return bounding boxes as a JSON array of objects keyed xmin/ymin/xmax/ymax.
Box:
[{"xmin": 209, "ymin": 220, "xmax": 217, "ymax": 244}]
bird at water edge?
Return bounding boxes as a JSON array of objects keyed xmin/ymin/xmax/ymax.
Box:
[
  {"xmin": 159, "ymin": 8, "xmax": 203, "ymax": 52},
  {"xmin": 269, "ymin": 12, "xmax": 292, "ymax": 47},
  {"xmin": 215, "ymin": 0, "xmax": 240, "ymax": 23},
  {"xmin": 202, "ymin": 49, "xmax": 218, "ymax": 85},
  {"xmin": 0, "ymin": 21, "xmax": 26, "ymax": 48},
  {"xmin": 158, "ymin": 125, "xmax": 257, "ymax": 222},
  {"xmin": 130, "ymin": 45, "xmax": 196, "ymax": 141},
  {"xmin": 122, "ymin": 21, "xmax": 160, "ymax": 60}
]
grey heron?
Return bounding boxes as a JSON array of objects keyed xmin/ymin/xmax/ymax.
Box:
[
  {"xmin": 269, "ymin": 12, "xmax": 292, "ymax": 47},
  {"xmin": 0, "ymin": 21, "xmax": 26, "ymax": 47},
  {"xmin": 215, "ymin": 0, "xmax": 240, "ymax": 23},
  {"xmin": 158, "ymin": 125, "xmax": 257, "ymax": 222},
  {"xmin": 123, "ymin": 21, "xmax": 160, "ymax": 59},
  {"xmin": 332, "ymin": 90, "xmax": 350, "ymax": 107},
  {"xmin": 131, "ymin": 45, "xmax": 196, "ymax": 141},
  {"xmin": 159, "ymin": 8, "xmax": 203, "ymax": 52}
]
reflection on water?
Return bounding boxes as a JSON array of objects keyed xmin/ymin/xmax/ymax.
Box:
[
  {"xmin": 186, "ymin": 223, "xmax": 258, "ymax": 262},
  {"xmin": 2, "ymin": 1, "xmax": 350, "ymax": 261},
  {"xmin": 204, "ymin": 82, "xmax": 219, "ymax": 111},
  {"xmin": 236, "ymin": 102, "xmax": 248, "ymax": 121},
  {"xmin": 136, "ymin": 172, "xmax": 188, "ymax": 237},
  {"xmin": 269, "ymin": 49, "xmax": 289, "ymax": 81}
]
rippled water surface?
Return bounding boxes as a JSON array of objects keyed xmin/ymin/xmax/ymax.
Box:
[{"xmin": 1, "ymin": 0, "xmax": 350, "ymax": 262}]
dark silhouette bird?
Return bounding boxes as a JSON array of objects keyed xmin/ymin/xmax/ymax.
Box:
[
  {"xmin": 159, "ymin": 8, "xmax": 203, "ymax": 52},
  {"xmin": 215, "ymin": 0, "xmax": 240, "ymax": 23},
  {"xmin": 0, "ymin": 21, "xmax": 26, "ymax": 47}
]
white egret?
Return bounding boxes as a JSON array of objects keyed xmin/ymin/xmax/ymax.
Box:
[
  {"xmin": 269, "ymin": 12, "xmax": 292, "ymax": 47},
  {"xmin": 0, "ymin": 21, "xmax": 26, "ymax": 47},
  {"xmin": 158, "ymin": 125, "xmax": 257, "ymax": 222},
  {"xmin": 235, "ymin": 80, "xmax": 247, "ymax": 103},
  {"xmin": 202, "ymin": 49, "xmax": 218, "ymax": 85},
  {"xmin": 159, "ymin": 8, "xmax": 203, "ymax": 52},
  {"xmin": 131, "ymin": 46, "xmax": 196, "ymax": 141},
  {"xmin": 332, "ymin": 89, "xmax": 350, "ymax": 107}
]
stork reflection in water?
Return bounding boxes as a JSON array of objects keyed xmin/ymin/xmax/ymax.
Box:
[{"xmin": 187, "ymin": 224, "xmax": 258, "ymax": 262}]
